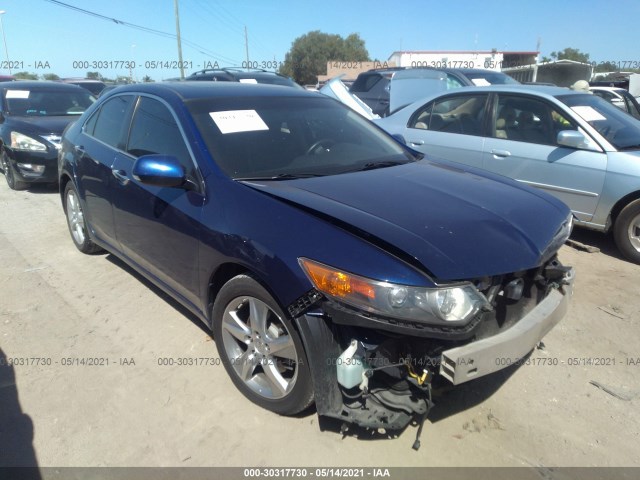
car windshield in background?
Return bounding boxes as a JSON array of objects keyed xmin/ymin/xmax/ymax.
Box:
[
  {"xmin": 558, "ymin": 93, "xmax": 640, "ymax": 151},
  {"xmin": 4, "ymin": 89, "xmax": 95, "ymax": 116},
  {"xmin": 465, "ymin": 71, "xmax": 519, "ymax": 86},
  {"xmin": 188, "ymin": 96, "xmax": 415, "ymax": 179}
]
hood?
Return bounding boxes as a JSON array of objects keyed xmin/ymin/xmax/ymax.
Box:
[
  {"xmin": 243, "ymin": 161, "xmax": 569, "ymax": 281},
  {"xmin": 5, "ymin": 115, "xmax": 79, "ymax": 135}
]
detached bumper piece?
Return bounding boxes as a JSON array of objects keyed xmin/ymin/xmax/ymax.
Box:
[{"xmin": 440, "ymin": 267, "xmax": 574, "ymax": 384}]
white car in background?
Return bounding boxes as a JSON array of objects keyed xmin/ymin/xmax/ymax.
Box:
[{"xmin": 590, "ymin": 86, "xmax": 640, "ymax": 120}]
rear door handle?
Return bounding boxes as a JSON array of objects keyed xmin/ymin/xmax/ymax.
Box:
[
  {"xmin": 409, "ymin": 140, "xmax": 425, "ymax": 146},
  {"xmin": 491, "ymin": 149, "xmax": 511, "ymax": 158},
  {"xmin": 111, "ymin": 169, "xmax": 130, "ymax": 185}
]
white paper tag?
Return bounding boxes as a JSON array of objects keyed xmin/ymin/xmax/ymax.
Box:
[
  {"xmin": 239, "ymin": 78, "xmax": 258, "ymax": 84},
  {"xmin": 471, "ymin": 78, "xmax": 491, "ymax": 86},
  {"xmin": 6, "ymin": 90, "xmax": 30, "ymax": 99},
  {"xmin": 210, "ymin": 110, "xmax": 269, "ymax": 134},
  {"xmin": 571, "ymin": 106, "xmax": 606, "ymax": 122}
]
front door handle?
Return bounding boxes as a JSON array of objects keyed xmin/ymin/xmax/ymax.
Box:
[
  {"xmin": 111, "ymin": 169, "xmax": 130, "ymax": 185},
  {"xmin": 409, "ymin": 139, "xmax": 425, "ymax": 146},
  {"xmin": 491, "ymin": 149, "xmax": 511, "ymax": 158}
]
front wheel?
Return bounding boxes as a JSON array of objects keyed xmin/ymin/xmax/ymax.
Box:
[
  {"xmin": 1, "ymin": 151, "xmax": 28, "ymax": 191},
  {"xmin": 212, "ymin": 275, "xmax": 314, "ymax": 415},
  {"xmin": 613, "ymin": 199, "xmax": 640, "ymax": 264},
  {"xmin": 64, "ymin": 182, "xmax": 103, "ymax": 254}
]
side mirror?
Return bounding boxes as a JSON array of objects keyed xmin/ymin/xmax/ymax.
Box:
[
  {"xmin": 132, "ymin": 155, "xmax": 186, "ymax": 188},
  {"xmin": 556, "ymin": 130, "xmax": 600, "ymax": 152}
]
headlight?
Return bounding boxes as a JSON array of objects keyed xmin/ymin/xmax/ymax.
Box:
[
  {"xmin": 299, "ymin": 258, "xmax": 488, "ymax": 325},
  {"xmin": 11, "ymin": 132, "xmax": 47, "ymax": 152}
]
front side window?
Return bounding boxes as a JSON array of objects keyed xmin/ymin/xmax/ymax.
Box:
[
  {"xmin": 127, "ymin": 97, "xmax": 194, "ymax": 176},
  {"xmin": 493, "ymin": 95, "xmax": 576, "ymax": 146},
  {"xmin": 87, "ymin": 95, "xmax": 135, "ymax": 149},
  {"xmin": 408, "ymin": 94, "xmax": 488, "ymax": 136}
]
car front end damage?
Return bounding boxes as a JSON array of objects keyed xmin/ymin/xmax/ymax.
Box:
[{"xmin": 292, "ymin": 254, "xmax": 574, "ymax": 449}]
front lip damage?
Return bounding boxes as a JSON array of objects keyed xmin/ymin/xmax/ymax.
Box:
[{"xmin": 440, "ymin": 267, "xmax": 575, "ymax": 384}]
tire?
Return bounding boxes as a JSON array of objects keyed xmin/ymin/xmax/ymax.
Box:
[
  {"xmin": 63, "ymin": 182, "xmax": 103, "ymax": 254},
  {"xmin": 212, "ymin": 275, "xmax": 314, "ymax": 415},
  {"xmin": 613, "ymin": 199, "xmax": 640, "ymax": 264},
  {"xmin": 1, "ymin": 151, "xmax": 28, "ymax": 191}
]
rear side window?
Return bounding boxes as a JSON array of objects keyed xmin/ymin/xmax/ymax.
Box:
[
  {"xmin": 126, "ymin": 97, "xmax": 194, "ymax": 176},
  {"xmin": 409, "ymin": 94, "xmax": 488, "ymax": 136},
  {"xmin": 86, "ymin": 95, "xmax": 135, "ymax": 149}
]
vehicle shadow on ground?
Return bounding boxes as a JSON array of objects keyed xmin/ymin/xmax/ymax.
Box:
[
  {"xmin": 22, "ymin": 184, "xmax": 59, "ymax": 195},
  {"xmin": 0, "ymin": 347, "xmax": 42, "ymax": 478},
  {"xmin": 567, "ymin": 229, "xmax": 625, "ymax": 261},
  {"xmin": 104, "ymin": 254, "xmax": 212, "ymax": 337}
]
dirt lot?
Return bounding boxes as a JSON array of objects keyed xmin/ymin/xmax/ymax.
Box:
[{"xmin": 0, "ymin": 181, "xmax": 638, "ymax": 469}]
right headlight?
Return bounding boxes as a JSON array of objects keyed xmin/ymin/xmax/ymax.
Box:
[{"xmin": 299, "ymin": 258, "xmax": 488, "ymax": 326}]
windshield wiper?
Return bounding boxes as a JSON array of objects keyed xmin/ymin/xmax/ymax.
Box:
[
  {"xmin": 236, "ymin": 173, "xmax": 326, "ymax": 181},
  {"xmin": 356, "ymin": 160, "xmax": 409, "ymax": 171}
]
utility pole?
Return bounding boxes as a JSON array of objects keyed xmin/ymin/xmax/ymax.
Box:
[
  {"xmin": 174, "ymin": 0, "xmax": 185, "ymax": 79},
  {"xmin": 533, "ymin": 37, "xmax": 541, "ymax": 83},
  {"xmin": 245, "ymin": 26, "xmax": 250, "ymax": 70}
]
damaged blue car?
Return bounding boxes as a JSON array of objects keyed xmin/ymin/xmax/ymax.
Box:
[{"xmin": 58, "ymin": 82, "xmax": 574, "ymax": 447}]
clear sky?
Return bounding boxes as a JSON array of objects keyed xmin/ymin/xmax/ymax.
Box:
[{"xmin": 0, "ymin": 0, "xmax": 637, "ymax": 81}]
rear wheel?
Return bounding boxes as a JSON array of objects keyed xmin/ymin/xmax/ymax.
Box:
[
  {"xmin": 64, "ymin": 182, "xmax": 103, "ymax": 254},
  {"xmin": 1, "ymin": 151, "xmax": 28, "ymax": 191},
  {"xmin": 613, "ymin": 199, "xmax": 640, "ymax": 264},
  {"xmin": 212, "ymin": 275, "xmax": 314, "ymax": 415}
]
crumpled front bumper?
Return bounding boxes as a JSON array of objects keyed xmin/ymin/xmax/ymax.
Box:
[{"xmin": 439, "ymin": 267, "xmax": 575, "ymax": 385}]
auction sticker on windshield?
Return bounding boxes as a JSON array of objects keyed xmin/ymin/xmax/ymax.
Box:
[
  {"xmin": 210, "ymin": 109, "xmax": 269, "ymax": 134},
  {"xmin": 5, "ymin": 90, "xmax": 30, "ymax": 99}
]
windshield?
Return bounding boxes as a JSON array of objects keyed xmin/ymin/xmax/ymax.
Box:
[
  {"xmin": 188, "ymin": 95, "xmax": 415, "ymax": 179},
  {"xmin": 4, "ymin": 88, "xmax": 95, "ymax": 116},
  {"xmin": 557, "ymin": 93, "xmax": 640, "ymax": 150}
]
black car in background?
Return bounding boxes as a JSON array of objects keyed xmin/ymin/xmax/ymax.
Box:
[
  {"xmin": 61, "ymin": 78, "xmax": 107, "ymax": 96},
  {"xmin": 350, "ymin": 67, "xmax": 519, "ymax": 116},
  {"xmin": 186, "ymin": 68, "xmax": 301, "ymax": 88},
  {"xmin": 0, "ymin": 81, "xmax": 94, "ymax": 190}
]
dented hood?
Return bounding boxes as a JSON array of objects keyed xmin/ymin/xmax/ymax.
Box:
[{"xmin": 242, "ymin": 160, "xmax": 570, "ymax": 280}]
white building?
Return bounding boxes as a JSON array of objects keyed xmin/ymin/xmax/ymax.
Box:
[{"xmin": 387, "ymin": 50, "xmax": 538, "ymax": 72}]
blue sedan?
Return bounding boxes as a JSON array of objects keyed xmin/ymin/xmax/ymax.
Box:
[{"xmin": 58, "ymin": 82, "xmax": 574, "ymax": 442}]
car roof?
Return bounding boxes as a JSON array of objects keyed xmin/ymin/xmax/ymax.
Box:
[
  {"xmin": 0, "ymin": 80, "xmax": 89, "ymax": 91},
  {"xmin": 103, "ymin": 81, "xmax": 317, "ymax": 101},
  {"xmin": 446, "ymin": 84, "xmax": 576, "ymax": 98}
]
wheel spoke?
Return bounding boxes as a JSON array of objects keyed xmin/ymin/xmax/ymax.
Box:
[
  {"xmin": 222, "ymin": 309, "xmax": 251, "ymax": 343},
  {"xmin": 249, "ymin": 298, "xmax": 269, "ymax": 337},
  {"xmin": 236, "ymin": 349, "xmax": 258, "ymax": 382},
  {"xmin": 267, "ymin": 335, "xmax": 297, "ymax": 361},
  {"xmin": 263, "ymin": 361, "xmax": 289, "ymax": 396}
]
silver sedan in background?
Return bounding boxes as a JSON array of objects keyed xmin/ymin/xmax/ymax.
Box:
[{"xmin": 374, "ymin": 85, "xmax": 640, "ymax": 263}]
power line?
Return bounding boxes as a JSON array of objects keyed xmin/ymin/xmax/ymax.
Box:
[{"xmin": 42, "ymin": 0, "xmax": 240, "ymax": 64}]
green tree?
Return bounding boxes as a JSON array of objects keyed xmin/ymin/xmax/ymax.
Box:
[
  {"xmin": 43, "ymin": 73, "xmax": 60, "ymax": 81},
  {"xmin": 550, "ymin": 48, "xmax": 590, "ymax": 63},
  {"xmin": 86, "ymin": 71, "xmax": 102, "ymax": 80},
  {"xmin": 279, "ymin": 31, "xmax": 369, "ymax": 85},
  {"xmin": 594, "ymin": 61, "xmax": 619, "ymax": 73},
  {"xmin": 13, "ymin": 71, "xmax": 39, "ymax": 80},
  {"xmin": 142, "ymin": 75, "xmax": 154, "ymax": 83}
]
